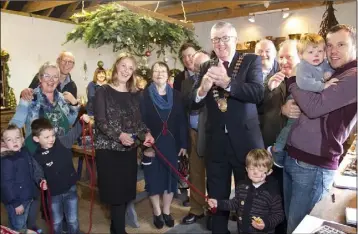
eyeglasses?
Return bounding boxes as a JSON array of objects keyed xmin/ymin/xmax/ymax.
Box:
[
  {"xmin": 42, "ymin": 74, "xmax": 59, "ymax": 81},
  {"xmin": 211, "ymin": 36, "xmax": 236, "ymax": 44},
  {"xmin": 60, "ymin": 59, "xmax": 75, "ymax": 66}
]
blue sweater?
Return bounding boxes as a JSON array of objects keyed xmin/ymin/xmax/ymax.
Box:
[{"xmin": 1, "ymin": 148, "xmax": 44, "ymax": 208}]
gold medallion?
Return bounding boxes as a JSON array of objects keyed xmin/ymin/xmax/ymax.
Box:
[{"xmin": 217, "ymin": 98, "xmax": 228, "ymax": 112}]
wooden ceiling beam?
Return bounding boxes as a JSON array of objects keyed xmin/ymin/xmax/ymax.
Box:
[
  {"xmin": 60, "ymin": 1, "xmax": 193, "ymax": 29},
  {"xmin": 187, "ymin": 0, "xmax": 354, "ymax": 23},
  {"xmin": 61, "ymin": 1, "xmax": 81, "ymax": 18},
  {"xmin": 42, "ymin": 7, "xmax": 54, "ymax": 17},
  {"xmin": 157, "ymin": 1, "xmax": 266, "ymax": 16},
  {"xmin": 22, "ymin": 1, "xmax": 75, "ymax": 13},
  {"xmin": 61, "ymin": 1, "xmax": 159, "ymax": 19},
  {"xmin": 2, "ymin": 1, "xmax": 10, "ymax": 10}
]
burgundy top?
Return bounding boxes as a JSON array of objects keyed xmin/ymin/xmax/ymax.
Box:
[{"xmin": 287, "ymin": 60, "xmax": 357, "ymax": 170}]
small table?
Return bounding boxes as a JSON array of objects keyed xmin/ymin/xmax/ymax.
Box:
[{"xmin": 310, "ymin": 153, "xmax": 357, "ymax": 224}]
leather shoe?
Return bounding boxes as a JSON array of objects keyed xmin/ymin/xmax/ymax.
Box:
[{"xmin": 182, "ymin": 213, "xmax": 204, "ymax": 224}]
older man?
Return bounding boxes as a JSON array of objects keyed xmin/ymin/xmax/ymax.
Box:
[
  {"xmin": 191, "ymin": 21, "xmax": 264, "ymax": 233},
  {"xmin": 181, "ymin": 50, "xmax": 210, "ymax": 225},
  {"xmin": 284, "ymin": 24, "xmax": 357, "ymax": 233},
  {"xmin": 21, "ymin": 51, "xmax": 77, "ymax": 100},
  {"xmin": 255, "ymin": 39, "xmax": 280, "ymax": 85}
]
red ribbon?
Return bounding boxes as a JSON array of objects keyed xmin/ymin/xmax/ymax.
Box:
[
  {"xmin": 81, "ymin": 119, "xmax": 96, "ymax": 234},
  {"xmin": 41, "ymin": 183, "xmax": 53, "ymax": 234},
  {"xmin": 162, "ymin": 121, "xmax": 168, "ymax": 136},
  {"xmin": 151, "ymin": 144, "xmax": 216, "ymax": 214}
]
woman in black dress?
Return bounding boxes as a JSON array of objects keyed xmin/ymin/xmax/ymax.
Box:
[
  {"xmin": 94, "ymin": 53, "xmax": 154, "ymax": 234},
  {"xmin": 140, "ymin": 62, "xmax": 188, "ymax": 229}
]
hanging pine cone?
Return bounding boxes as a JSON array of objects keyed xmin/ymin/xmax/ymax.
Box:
[{"xmin": 318, "ymin": 1, "xmax": 339, "ymax": 39}]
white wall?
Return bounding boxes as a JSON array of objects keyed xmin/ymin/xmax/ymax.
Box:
[
  {"xmin": 0, "ymin": 12, "xmax": 181, "ymax": 100},
  {"xmin": 194, "ymin": 1, "xmax": 357, "ymax": 52}
]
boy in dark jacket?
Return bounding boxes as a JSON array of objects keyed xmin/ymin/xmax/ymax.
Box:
[
  {"xmin": 31, "ymin": 115, "xmax": 90, "ymax": 234},
  {"xmin": 1, "ymin": 124, "xmax": 46, "ymax": 231},
  {"xmin": 208, "ymin": 149, "xmax": 284, "ymax": 234}
]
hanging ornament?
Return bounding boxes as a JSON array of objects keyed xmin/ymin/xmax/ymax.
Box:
[
  {"xmin": 164, "ymin": 57, "xmax": 169, "ymax": 63},
  {"xmin": 145, "ymin": 51, "xmax": 151, "ymax": 57}
]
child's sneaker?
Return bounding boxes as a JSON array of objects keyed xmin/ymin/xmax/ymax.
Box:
[
  {"xmin": 141, "ymin": 156, "xmax": 152, "ymax": 166},
  {"xmin": 267, "ymin": 146, "xmax": 284, "ymax": 168}
]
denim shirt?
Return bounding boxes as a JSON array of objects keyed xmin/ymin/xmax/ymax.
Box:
[{"xmin": 10, "ymin": 88, "xmax": 80, "ymax": 137}]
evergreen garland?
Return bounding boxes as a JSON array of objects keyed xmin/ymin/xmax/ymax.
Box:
[
  {"xmin": 65, "ymin": 3, "xmax": 197, "ymax": 58},
  {"xmin": 1, "ymin": 49, "xmax": 16, "ymax": 109},
  {"xmin": 318, "ymin": 1, "xmax": 339, "ymax": 39}
]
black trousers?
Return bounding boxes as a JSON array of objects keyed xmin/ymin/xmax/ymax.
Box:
[
  {"xmin": 271, "ymin": 166, "xmax": 287, "ymax": 233},
  {"xmin": 206, "ymin": 134, "xmax": 247, "ymax": 234},
  {"xmin": 110, "ymin": 203, "xmax": 127, "ymax": 234}
]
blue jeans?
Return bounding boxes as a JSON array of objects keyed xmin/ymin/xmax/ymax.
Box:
[
  {"xmin": 5, "ymin": 200, "xmax": 32, "ymax": 231},
  {"xmin": 50, "ymin": 185, "xmax": 79, "ymax": 234},
  {"xmin": 283, "ymin": 156, "xmax": 336, "ymax": 234},
  {"xmin": 272, "ymin": 95, "xmax": 296, "ymax": 167}
]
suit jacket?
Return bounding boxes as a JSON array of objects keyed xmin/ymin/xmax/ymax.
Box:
[
  {"xmin": 173, "ymin": 70, "xmax": 186, "ymax": 92},
  {"xmin": 257, "ymin": 60, "xmax": 286, "ymax": 147},
  {"xmin": 191, "ymin": 52, "xmax": 264, "ymax": 163},
  {"xmin": 181, "ymin": 76, "xmax": 207, "ymax": 157}
]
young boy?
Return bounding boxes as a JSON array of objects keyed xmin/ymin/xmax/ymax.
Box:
[
  {"xmin": 208, "ymin": 149, "xmax": 284, "ymax": 234},
  {"xmin": 1, "ymin": 125, "xmax": 46, "ymax": 231},
  {"xmin": 31, "ymin": 115, "xmax": 90, "ymax": 234},
  {"xmin": 268, "ymin": 33, "xmax": 338, "ymax": 167}
]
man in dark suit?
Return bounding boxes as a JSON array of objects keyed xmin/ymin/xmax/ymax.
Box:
[
  {"xmin": 173, "ymin": 43, "xmax": 200, "ymax": 92},
  {"xmin": 191, "ymin": 21, "xmax": 264, "ymax": 233},
  {"xmin": 181, "ymin": 50, "xmax": 210, "ymax": 225}
]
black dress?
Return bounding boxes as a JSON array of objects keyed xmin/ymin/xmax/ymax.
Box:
[
  {"xmin": 139, "ymin": 89, "xmax": 188, "ymax": 196},
  {"xmin": 94, "ymin": 85, "xmax": 148, "ymax": 204}
]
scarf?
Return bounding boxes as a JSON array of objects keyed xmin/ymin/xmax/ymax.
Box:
[{"xmin": 148, "ymin": 83, "xmax": 173, "ymax": 110}]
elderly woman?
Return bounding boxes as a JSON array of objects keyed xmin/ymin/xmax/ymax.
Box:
[
  {"xmin": 86, "ymin": 64, "xmax": 107, "ymax": 116},
  {"xmin": 93, "ymin": 53, "xmax": 154, "ymax": 234},
  {"xmin": 9, "ymin": 61, "xmax": 80, "ymax": 231},
  {"xmin": 139, "ymin": 61, "xmax": 188, "ymax": 229},
  {"xmin": 10, "ymin": 61, "xmax": 79, "ymax": 152}
]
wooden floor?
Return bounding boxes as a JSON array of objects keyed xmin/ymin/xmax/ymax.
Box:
[{"xmin": 1, "ymin": 192, "xmax": 191, "ymax": 233}]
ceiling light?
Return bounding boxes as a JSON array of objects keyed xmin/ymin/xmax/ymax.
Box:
[
  {"xmin": 248, "ymin": 14, "xmax": 255, "ymax": 23},
  {"xmin": 282, "ymin": 10, "xmax": 290, "ymax": 19}
]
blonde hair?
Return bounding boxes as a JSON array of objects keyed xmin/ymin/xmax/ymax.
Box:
[
  {"xmin": 297, "ymin": 33, "xmax": 325, "ymax": 54},
  {"xmin": 246, "ymin": 149, "xmax": 273, "ymax": 170},
  {"xmin": 37, "ymin": 62, "xmax": 60, "ymax": 80},
  {"xmin": 110, "ymin": 52, "xmax": 137, "ymax": 93}
]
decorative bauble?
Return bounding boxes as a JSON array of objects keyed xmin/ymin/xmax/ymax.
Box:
[
  {"xmin": 164, "ymin": 57, "xmax": 169, "ymax": 62},
  {"xmin": 97, "ymin": 61, "xmax": 104, "ymax": 68},
  {"xmin": 145, "ymin": 51, "xmax": 151, "ymax": 57}
]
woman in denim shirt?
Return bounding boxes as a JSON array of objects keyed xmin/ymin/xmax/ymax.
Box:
[{"xmin": 10, "ymin": 62, "xmax": 80, "ymax": 153}]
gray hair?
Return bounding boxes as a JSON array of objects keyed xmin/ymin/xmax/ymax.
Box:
[
  {"xmin": 211, "ymin": 21, "xmax": 237, "ymax": 38},
  {"xmin": 255, "ymin": 39, "xmax": 277, "ymax": 56},
  {"xmin": 279, "ymin": 39, "xmax": 298, "ymax": 52},
  {"xmin": 37, "ymin": 62, "xmax": 60, "ymax": 80}
]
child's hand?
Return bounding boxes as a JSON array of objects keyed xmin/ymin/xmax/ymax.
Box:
[
  {"xmin": 207, "ymin": 198, "xmax": 218, "ymax": 209},
  {"xmin": 252, "ymin": 216, "xmax": 265, "ymax": 230},
  {"xmin": 324, "ymin": 78, "xmax": 339, "ymax": 89},
  {"xmin": 15, "ymin": 205, "xmax": 24, "ymax": 215},
  {"xmin": 323, "ymin": 72, "xmax": 333, "ymax": 81},
  {"xmin": 40, "ymin": 180, "xmax": 48, "ymax": 190},
  {"xmin": 1, "ymin": 142, "xmax": 10, "ymax": 152},
  {"xmin": 81, "ymin": 114, "xmax": 91, "ymax": 124}
]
